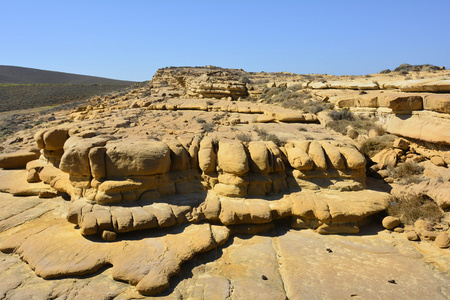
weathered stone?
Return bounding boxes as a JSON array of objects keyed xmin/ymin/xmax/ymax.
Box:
[
  {"xmin": 248, "ymin": 141, "xmax": 271, "ymax": 174},
  {"xmin": 0, "ymin": 152, "xmax": 40, "ymax": 169},
  {"xmin": 430, "ymin": 156, "xmax": 445, "ymax": 166},
  {"xmin": 198, "ymin": 137, "xmax": 216, "ymax": 173},
  {"xmin": 338, "ymin": 145, "xmax": 366, "ymax": 169},
  {"xmin": 371, "ymin": 149, "xmax": 398, "ymax": 169},
  {"xmin": 382, "ymin": 216, "xmax": 401, "ymax": 230},
  {"xmin": 105, "ymin": 140, "xmax": 171, "ymax": 177},
  {"xmin": 42, "ymin": 128, "xmax": 69, "ymax": 150},
  {"xmin": 102, "ymin": 230, "xmax": 117, "ymax": 242},
  {"xmin": 423, "ymin": 94, "xmax": 450, "ymax": 113},
  {"xmin": 217, "ymin": 140, "xmax": 248, "ymax": 175},
  {"xmin": 285, "ymin": 143, "xmax": 313, "ymax": 170},
  {"xmin": 434, "ymin": 233, "xmax": 450, "ymax": 248},
  {"xmin": 404, "ymin": 231, "xmax": 419, "ymax": 241},
  {"xmin": 393, "ymin": 137, "xmax": 410, "ymax": 150},
  {"xmin": 384, "ymin": 112, "xmax": 450, "ymax": 146},
  {"xmin": 308, "ymin": 141, "xmax": 327, "ymax": 170},
  {"xmin": 320, "ymin": 141, "xmax": 345, "ymax": 169}
]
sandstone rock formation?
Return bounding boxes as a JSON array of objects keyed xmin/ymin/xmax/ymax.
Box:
[{"xmin": 0, "ymin": 65, "xmax": 449, "ymax": 297}]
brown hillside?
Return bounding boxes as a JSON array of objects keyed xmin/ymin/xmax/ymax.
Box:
[{"xmin": 0, "ymin": 65, "xmax": 136, "ymax": 85}]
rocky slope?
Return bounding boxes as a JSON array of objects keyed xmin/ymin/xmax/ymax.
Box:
[{"xmin": 0, "ymin": 65, "xmax": 448, "ymax": 298}]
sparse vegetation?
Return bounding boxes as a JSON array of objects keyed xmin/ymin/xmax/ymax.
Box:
[
  {"xmin": 301, "ymin": 101, "xmax": 334, "ymax": 114},
  {"xmin": 236, "ymin": 133, "xmax": 252, "ymax": 143},
  {"xmin": 261, "ymin": 88, "xmax": 333, "ymax": 113},
  {"xmin": 393, "ymin": 63, "xmax": 443, "ymax": 73},
  {"xmin": 387, "ymin": 161, "xmax": 424, "ymax": 185},
  {"xmin": 328, "ymin": 108, "xmax": 354, "ymax": 121},
  {"xmin": 0, "ymin": 84, "xmax": 132, "ymax": 112},
  {"xmin": 259, "ymin": 87, "xmax": 287, "ymax": 102},
  {"xmin": 327, "ymin": 112, "xmax": 384, "ymax": 136},
  {"xmin": 196, "ymin": 117, "xmax": 206, "ymax": 123},
  {"xmin": 253, "ymin": 127, "xmax": 283, "ymax": 145},
  {"xmin": 212, "ymin": 114, "xmax": 225, "ymax": 121},
  {"xmin": 202, "ymin": 122, "xmax": 215, "ymax": 132},
  {"xmin": 239, "ymin": 76, "xmax": 251, "ymax": 84},
  {"xmin": 361, "ymin": 135, "xmax": 396, "ymax": 157},
  {"xmin": 388, "ymin": 194, "xmax": 444, "ymax": 225}
]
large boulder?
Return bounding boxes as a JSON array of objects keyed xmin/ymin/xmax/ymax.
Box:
[
  {"xmin": 371, "ymin": 149, "xmax": 398, "ymax": 169},
  {"xmin": 384, "ymin": 112, "xmax": 450, "ymax": 145},
  {"xmin": 422, "ymin": 94, "xmax": 450, "ymax": 113},
  {"xmin": 34, "ymin": 128, "xmax": 69, "ymax": 150},
  {"xmin": 378, "ymin": 92, "xmax": 423, "ymax": 111},
  {"xmin": 198, "ymin": 137, "xmax": 216, "ymax": 173},
  {"xmin": 248, "ymin": 141, "xmax": 271, "ymax": 174},
  {"xmin": 104, "ymin": 140, "xmax": 171, "ymax": 177},
  {"xmin": 60, "ymin": 136, "xmax": 108, "ymax": 176},
  {"xmin": 217, "ymin": 140, "xmax": 249, "ymax": 175}
]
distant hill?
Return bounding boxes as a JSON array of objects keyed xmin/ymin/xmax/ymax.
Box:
[{"xmin": 0, "ymin": 66, "xmax": 136, "ymax": 85}]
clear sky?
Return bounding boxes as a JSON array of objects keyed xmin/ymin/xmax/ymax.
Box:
[{"xmin": 1, "ymin": 0, "xmax": 449, "ymax": 81}]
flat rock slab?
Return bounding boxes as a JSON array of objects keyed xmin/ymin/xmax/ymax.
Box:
[
  {"xmin": 0, "ymin": 192, "xmax": 448, "ymax": 298},
  {"xmin": 0, "ymin": 169, "xmax": 56, "ymax": 196},
  {"xmin": 168, "ymin": 228, "xmax": 450, "ymax": 300},
  {"xmin": 0, "ymin": 211, "xmax": 449, "ymax": 299},
  {"xmin": 0, "ymin": 193, "xmax": 55, "ymax": 232},
  {"xmin": 0, "ymin": 214, "xmax": 229, "ymax": 296},
  {"xmin": 0, "ymin": 251, "xmax": 129, "ymax": 300},
  {"xmin": 275, "ymin": 229, "xmax": 450, "ymax": 300}
]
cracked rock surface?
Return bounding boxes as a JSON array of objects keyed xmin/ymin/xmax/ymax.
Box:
[{"xmin": 0, "ymin": 192, "xmax": 449, "ymax": 299}]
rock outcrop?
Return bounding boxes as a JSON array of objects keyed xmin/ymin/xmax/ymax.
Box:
[{"xmin": 1, "ymin": 65, "xmax": 449, "ymax": 297}]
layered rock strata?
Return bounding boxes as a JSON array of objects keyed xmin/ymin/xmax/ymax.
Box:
[
  {"xmin": 14, "ymin": 126, "xmax": 386, "ymax": 238},
  {"xmin": 31, "ymin": 128, "xmax": 367, "ymax": 202}
]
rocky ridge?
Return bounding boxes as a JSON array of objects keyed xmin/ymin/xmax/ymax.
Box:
[{"xmin": 0, "ymin": 65, "xmax": 448, "ymax": 298}]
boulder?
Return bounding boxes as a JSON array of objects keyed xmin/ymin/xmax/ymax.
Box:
[
  {"xmin": 422, "ymin": 80, "xmax": 450, "ymax": 92},
  {"xmin": 102, "ymin": 230, "xmax": 117, "ymax": 242},
  {"xmin": 386, "ymin": 95, "xmax": 423, "ymax": 111},
  {"xmin": 257, "ymin": 114, "xmax": 275, "ymax": 123},
  {"xmin": 319, "ymin": 141, "xmax": 345, "ymax": 169},
  {"xmin": 309, "ymin": 81, "xmax": 328, "ymax": 89},
  {"xmin": 400, "ymin": 79, "xmax": 450, "ymax": 92},
  {"xmin": 382, "ymin": 216, "xmax": 401, "ymax": 230},
  {"xmin": 393, "ymin": 138, "xmax": 410, "ymax": 150},
  {"xmin": 422, "ymin": 94, "xmax": 450, "ymax": 113},
  {"xmin": 384, "ymin": 112, "xmax": 450, "ymax": 146},
  {"xmin": 434, "ymin": 233, "xmax": 450, "ymax": 248},
  {"xmin": 0, "ymin": 152, "xmax": 40, "ymax": 169},
  {"xmin": 307, "ymin": 141, "xmax": 327, "ymax": 170},
  {"xmin": 398, "ymin": 79, "xmax": 439, "ymax": 92},
  {"xmin": 285, "ymin": 143, "xmax": 313, "ymax": 170},
  {"xmin": 217, "ymin": 140, "xmax": 249, "ymax": 175},
  {"xmin": 105, "ymin": 140, "xmax": 171, "ymax": 177},
  {"xmin": 371, "ymin": 149, "xmax": 398, "ymax": 169},
  {"xmin": 166, "ymin": 139, "xmax": 191, "ymax": 171},
  {"xmin": 198, "ymin": 137, "xmax": 216, "ymax": 173},
  {"xmin": 337, "ymin": 145, "xmax": 366, "ymax": 169},
  {"xmin": 430, "ymin": 156, "xmax": 445, "ymax": 167},
  {"xmin": 404, "ymin": 231, "xmax": 419, "ymax": 241},
  {"xmin": 248, "ymin": 141, "xmax": 271, "ymax": 174},
  {"xmin": 60, "ymin": 136, "xmax": 108, "ymax": 176},
  {"xmin": 89, "ymin": 147, "xmax": 107, "ymax": 179},
  {"xmin": 43, "ymin": 128, "xmax": 69, "ymax": 150}
]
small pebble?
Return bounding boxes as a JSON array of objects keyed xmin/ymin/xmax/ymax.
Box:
[{"xmin": 388, "ymin": 279, "xmax": 396, "ymax": 284}]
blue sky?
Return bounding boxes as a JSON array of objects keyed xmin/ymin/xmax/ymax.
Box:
[{"xmin": 1, "ymin": 0, "xmax": 449, "ymax": 81}]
